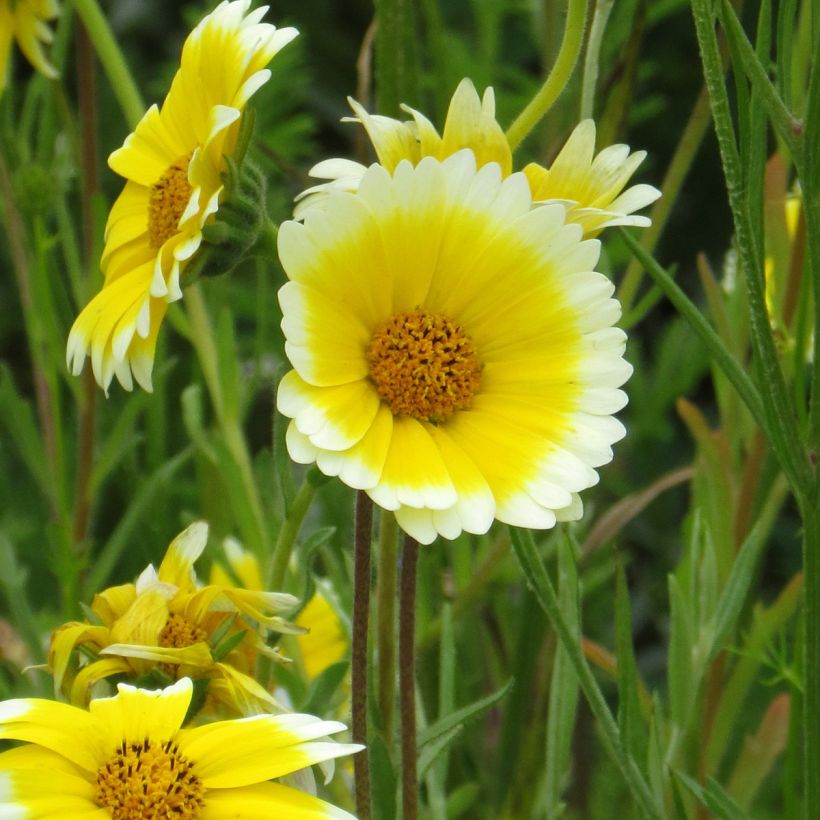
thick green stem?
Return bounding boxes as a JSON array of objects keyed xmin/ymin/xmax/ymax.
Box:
[
  {"xmin": 505, "ymin": 0, "xmax": 588, "ymax": 150},
  {"xmin": 72, "ymin": 0, "xmax": 145, "ymax": 129},
  {"xmin": 375, "ymin": 0, "xmax": 417, "ymax": 115},
  {"xmin": 510, "ymin": 527, "xmax": 662, "ymax": 819},
  {"xmin": 376, "ymin": 510, "xmax": 399, "ymax": 742},
  {"xmin": 399, "ymin": 534, "xmax": 420, "ymax": 820},
  {"xmin": 268, "ymin": 475, "xmax": 317, "ymax": 590},
  {"xmin": 352, "ymin": 492, "xmax": 374, "ymax": 820}
]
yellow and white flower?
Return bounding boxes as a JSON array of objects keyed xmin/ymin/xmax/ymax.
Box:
[
  {"xmin": 50, "ymin": 521, "xmax": 301, "ymax": 715},
  {"xmin": 0, "ymin": 677, "xmax": 361, "ymax": 818},
  {"xmin": 0, "ymin": 0, "xmax": 58, "ymax": 95},
  {"xmin": 66, "ymin": 0, "xmax": 297, "ymax": 393},
  {"xmin": 277, "ymin": 151, "xmax": 632, "ymax": 544},
  {"xmin": 295, "ymin": 78, "xmax": 658, "ymax": 236}
]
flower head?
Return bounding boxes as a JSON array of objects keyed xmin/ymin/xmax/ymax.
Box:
[
  {"xmin": 66, "ymin": 0, "xmax": 297, "ymax": 393},
  {"xmin": 0, "ymin": 677, "xmax": 360, "ymax": 818},
  {"xmin": 0, "ymin": 0, "xmax": 59, "ymax": 95},
  {"xmin": 295, "ymin": 78, "xmax": 658, "ymax": 236},
  {"xmin": 277, "ymin": 152, "xmax": 632, "ymax": 544},
  {"xmin": 50, "ymin": 521, "xmax": 302, "ymax": 715}
]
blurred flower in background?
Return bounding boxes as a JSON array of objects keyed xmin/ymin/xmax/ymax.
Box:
[
  {"xmin": 49, "ymin": 521, "xmax": 302, "ymax": 716},
  {"xmin": 0, "ymin": 0, "xmax": 59, "ymax": 95}
]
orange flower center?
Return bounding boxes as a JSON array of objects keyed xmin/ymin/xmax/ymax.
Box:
[
  {"xmin": 159, "ymin": 613, "xmax": 207, "ymax": 649},
  {"xmin": 367, "ymin": 310, "xmax": 481, "ymax": 422},
  {"xmin": 148, "ymin": 157, "xmax": 192, "ymax": 248},
  {"xmin": 95, "ymin": 738, "xmax": 205, "ymax": 819}
]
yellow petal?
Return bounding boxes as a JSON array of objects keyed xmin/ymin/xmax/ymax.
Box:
[
  {"xmin": 200, "ymin": 780, "xmax": 357, "ymax": 819},
  {"xmin": 157, "ymin": 520, "xmax": 208, "ymax": 588}
]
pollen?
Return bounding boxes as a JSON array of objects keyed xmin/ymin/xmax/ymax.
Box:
[
  {"xmin": 95, "ymin": 737, "xmax": 205, "ymax": 819},
  {"xmin": 158, "ymin": 613, "xmax": 207, "ymax": 678},
  {"xmin": 148, "ymin": 158, "xmax": 192, "ymax": 248},
  {"xmin": 367, "ymin": 310, "xmax": 481, "ymax": 422}
]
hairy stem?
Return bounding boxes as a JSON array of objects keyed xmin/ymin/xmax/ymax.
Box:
[
  {"xmin": 400, "ymin": 533, "xmax": 420, "ymax": 820},
  {"xmin": 352, "ymin": 491, "xmax": 374, "ymax": 819}
]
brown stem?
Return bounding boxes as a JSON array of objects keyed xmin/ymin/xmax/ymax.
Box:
[
  {"xmin": 352, "ymin": 491, "xmax": 374, "ymax": 820},
  {"xmin": 400, "ymin": 533, "xmax": 420, "ymax": 820}
]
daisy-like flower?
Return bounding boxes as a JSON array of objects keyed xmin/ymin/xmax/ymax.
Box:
[
  {"xmin": 66, "ymin": 0, "xmax": 297, "ymax": 393},
  {"xmin": 277, "ymin": 152, "xmax": 632, "ymax": 544},
  {"xmin": 294, "ymin": 78, "xmax": 659, "ymax": 236},
  {"xmin": 0, "ymin": 0, "xmax": 58, "ymax": 95},
  {"xmin": 0, "ymin": 676, "xmax": 361, "ymax": 818},
  {"xmin": 50, "ymin": 521, "xmax": 302, "ymax": 715}
]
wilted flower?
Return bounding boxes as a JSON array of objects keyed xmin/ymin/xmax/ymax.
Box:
[
  {"xmin": 50, "ymin": 522, "xmax": 302, "ymax": 716},
  {"xmin": 0, "ymin": 0, "xmax": 59, "ymax": 95}
]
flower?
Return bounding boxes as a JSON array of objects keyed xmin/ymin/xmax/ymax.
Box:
[
  {"xmin": 277, "ymin": 152, "xmax": 632, "ymax": 544},
  {"xmin": 50, "ymin": 521, "xmax": 302, "ymax": 715},
  {"xmin": 0, "ymin": 676, "xmax": 361, "ymax": 818},
  {"xmin": 0, "ymin": 0, "xmax": 59, "ymax": 95},
  {"xmin": 294, "ymin": 78, "xmax": 658, "ymax": 235},
  {"xmin": 294, "ymin": 589, "xmax": 348, "ymax": 682},
  {"xmin": 66, "ymin": 0, "xmax": 297, "ymax": 393}
]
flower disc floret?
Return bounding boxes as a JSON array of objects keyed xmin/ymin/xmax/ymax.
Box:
[
  {"xmin": 367, "ymin": 310, "xmax": 482, "ymax": 422},
  {"xmin": 66, "ymin": 0, "xmax": 298, "ymax": 394},
  {"xmin": 0, "ymin": 678, "xmax": 362, "ymax": 818},
  {"xmin": 95, "ymin": 737, "xmax": 204, "ymax": 819},
  {"xmin": 277, "ymin": 152, "xmax": 633, "ymax": 544}
]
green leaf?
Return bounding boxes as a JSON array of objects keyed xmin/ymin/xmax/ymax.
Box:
[
  {"xmin": 705, "ymin": 515, "xmax": 768, "ymax": 663},
  {"xmin": 419, "ymin": 677, "xmax": 514, "ymax": 748},
  {"xmin": 300, "ymin": 661, "xmax": 349, "ymax": 716},
  {"xmin": 418, "ymin": 725, "xmax": 463, "ymax": 780},
  {"xmin": 444, "ymin": 783, "xmax": 480, "ymax": 819},
  {"xmin": 369, "ymin": 732, "xmax": 398, "ymax": 820},
  {"xmin": 616, "ymin": 561, "xmax": 647, "ymax": 771},
  {"xmin": 545, "ymin": 535, "xmax": 580, "ymax": 814},
  {"xmin": 675, "ymin": 771, "xmax": 749, "ymax": 820},
  {"xmin": 667, "ymin": 574, "xmax": 695, "ymax": 729}
]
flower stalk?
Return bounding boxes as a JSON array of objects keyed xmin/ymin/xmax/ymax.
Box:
[
  {"xmin": 505, "ymin": 0, "xmax": 588, "ymax": 150},
  {"xmin": 399, "ymin": 533, "xmax": 420, "ymax": 820},
  {"xmin": 352, "ymin": 491, "xmax": 374, "ymax": 819}
]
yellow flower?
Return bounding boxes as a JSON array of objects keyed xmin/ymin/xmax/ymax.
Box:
[
  {"xmin": 294, "ymin": 589, "xmax": 348, "ymax": 682},
  {"xmin": 66, "ymin": 0, "xmax": 297, "ymax": 393},
  {"xmin": 277, "ymin": 152, "xmax": 632, "ymax": 544},
  {"xmin": 50, "ymin": 521, "xmax": 302, "ymax": 715},
  {"xmin": 0, "ymin": 676, "xmax": 361, "ymax": 818},
  {"xmin": 0, "ymin": 0, "xmax": 58, "ymax": 95},
  {"xmin": 294, "ymin": 78, "xmax": 658, "ymax": 236}
]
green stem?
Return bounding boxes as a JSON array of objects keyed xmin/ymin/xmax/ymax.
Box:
[
  {"xmin": 352, "ymin": 491, "xmax": 374, "ymax": 820},
  {"xmin": 505, "ymin": 0, "xmax": 588, "ymax": 150},
  {"xmin": 375, "ymin": 0, "xmax": 418, "ymax": 115},
  {"xmin": 267, "ymin": 474, "xmax": 317, "ymax": 590},
  {"xmin": 580, "ymin": 0, "xmax": 614, "ymax": 120},
  {"xmin": 717, "ymin": 0, "xmax": 803, "ymax": 159},
  {"xmin": 72, "ymin": 0, "xmax": 145, "ymax": 129},
  {"xmin": 620, "ymin": 229, "xmax": 767, "ymax": 432},
  {"xmin": 185, "ymin": 285, "xmax": 269, "ymax": 557},
  {"xmin": 690, "ymin": 0, "xmax": 810, "ymax": 494},
  {"xmin": 376, "ymin": 510, "xmax": 399, "ymax": 742},
  {"xmin": 509, "ymin": 527, "xmax": 662, "ymax": 820},
  {"xmin": 399, "ymin": 534, "xmax": 420, "ymax": 820},
  {"xmin": 801, "ymin": 491, "xmax": 820, "ymax": 819},
  {"xmin": 618, "ymin": 86, "xmax": 713, "ymax": 313}
]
